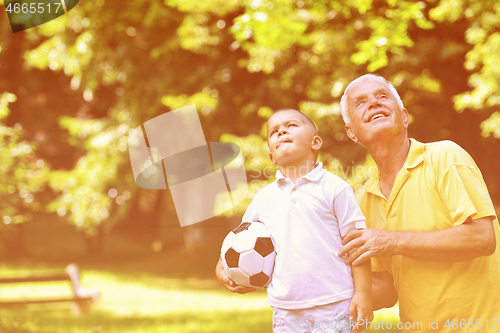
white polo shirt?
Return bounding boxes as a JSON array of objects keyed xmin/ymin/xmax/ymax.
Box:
[{"xmin": 242, "ymin": 162, "xmax": 366, "ymax": 309}]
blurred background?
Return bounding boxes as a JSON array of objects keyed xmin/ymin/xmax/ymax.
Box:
[{"xmin": 0, "ymin": 0, "xmax": 499, "ymax": 332}]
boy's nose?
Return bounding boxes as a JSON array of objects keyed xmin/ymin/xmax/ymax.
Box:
[{"xmin": 278, "ymin": 128, "xmax": 288, "ymax": 137}]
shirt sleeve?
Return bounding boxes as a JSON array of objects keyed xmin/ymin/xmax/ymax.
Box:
[
  {"xmin": 242, "ymin": 191, "xmax": 262, "ymax": 223},
  {"xmin": 436, "ymin": 146, "xmax": 497, "ymax": 226},
  {"xmin": 371, "ymin": 258, "xmax": 389, "ymax": 272},
  {"xmin": 334, "ymin": 185, "xmax": 367, "ymax": 237}
]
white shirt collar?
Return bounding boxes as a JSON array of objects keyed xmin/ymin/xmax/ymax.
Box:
[{"xmin": 276, "ymin": 162, "xmax": 325, "ymax": 185}]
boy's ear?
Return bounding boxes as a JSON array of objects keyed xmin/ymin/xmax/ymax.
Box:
[
  {"xmin": 269, "ymin": 152, "xmax": 277, "ymax": 165},
  {"xmin": 312, "ymin": 135, "xmax": 322, "ymax": 151},
  {"xmin": 345, "ymin": 125, "xmax": 359, "ymax": 143}
]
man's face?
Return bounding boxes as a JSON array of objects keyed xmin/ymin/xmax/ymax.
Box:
[
  {"xmin": 344, "ymin": 80, "xmax": 408, "ymax": 145},
  {"xmin": 267, "ymin": 110, "xmax": 321, "ymax": 166}
]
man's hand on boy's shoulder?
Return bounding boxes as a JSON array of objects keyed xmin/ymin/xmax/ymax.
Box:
[
  {"xmin": 340, "ymin": 228, "xmax": 396, "ymax": 266},
  {"xmin": 215, "ymin": 258, "xmax": 256, "ymax": 294}
]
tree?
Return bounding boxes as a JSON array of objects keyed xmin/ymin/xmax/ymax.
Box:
[
  {"xmin": 1, "ymin": 0, "xmax": 499, "ymax": 248},
  {"xmin": 0, "ymin": 92, "xmax": 49, "ymax": 256}
]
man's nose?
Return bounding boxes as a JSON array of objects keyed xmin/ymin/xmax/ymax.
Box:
[{"xmin": 367, "ymin": 95, "xmax": 380, "ymax": 109}]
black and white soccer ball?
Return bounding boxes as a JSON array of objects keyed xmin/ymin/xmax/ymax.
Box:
[{"xmin": 220, "ymin": 221, "xmax": 276, "ymax": 288}]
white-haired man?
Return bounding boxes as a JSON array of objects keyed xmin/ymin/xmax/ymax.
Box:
[{"xmin": 337, "ymin": 74, "xmax": 500, "ymax": 332}]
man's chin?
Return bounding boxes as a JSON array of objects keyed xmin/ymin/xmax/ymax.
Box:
[{"xmin": 359, "ymin": 125, "xmax": 403, "ymax": 147}]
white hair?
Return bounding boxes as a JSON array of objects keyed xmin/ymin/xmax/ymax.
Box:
[{"xmin": 340, "ymin": 74, "xmax": 404, "ymax": 125}]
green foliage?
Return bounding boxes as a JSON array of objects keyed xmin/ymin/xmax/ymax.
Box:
[
  {"xmin": 351, "ymin": 1, "xmax": 433, "ymax": 72},
  {"xmin": 431, "ymin": 1, "xmax": 500, "ymax": 137},
  {"xmin": 450, "ymin": 2, "xmax": 500, "ymax": 114},
  {"xmin": 3, "ymin": 0, "xmax": 500, "ymax": 232},
  {"xmin": 47, "ymin": 110, "xmax": 131, "ymax": 232},
  {"xmin": 481, "ymin": 111, "xmax": 500, "ymax": 138},
  {"xmin": 0, "ymin": 93, "xmax": 49, "ymax": 229},
  {"xmin": 161, "ymin": 90, "xmax": 218, "ymax": 116}
]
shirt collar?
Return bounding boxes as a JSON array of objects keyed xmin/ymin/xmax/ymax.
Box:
[
  {"xmin": 363, "ymin": 166, "xmax": 380, "ymax": 195},
  {"xmin": 276, "ymin": 162, "xmax": 325, "ymax": 184},
  {"xmin": 364, "ymin": 138, "xmax": 424, "ymax": 195},
  {"xmin": 405, "ymin": 138, "xmax": 424, "ymax": 170}
]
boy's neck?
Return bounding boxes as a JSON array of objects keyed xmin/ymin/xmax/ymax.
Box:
[{"xmin": 278, "ymin": 159, "xmax": 318, "ymax": 184}]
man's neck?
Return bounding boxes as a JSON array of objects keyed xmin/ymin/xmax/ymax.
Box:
[
  {"xmin": 278, "ymin": 159, "xmax": 317, "ymax": 184},
  {"xmin": 366, "ymin": 135, "xmax": 411, "ymax": 198}
]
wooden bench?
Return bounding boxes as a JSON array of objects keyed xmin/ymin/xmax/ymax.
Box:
[{"xmin": 0, "ymin": 264, "xmax": 100, "ymax": 315}]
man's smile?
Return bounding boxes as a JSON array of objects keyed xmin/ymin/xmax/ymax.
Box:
[{"xmin": 365, "ymin": 110, "xmax": 390, "ymax": 123}]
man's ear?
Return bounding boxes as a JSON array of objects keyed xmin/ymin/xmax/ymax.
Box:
[
  {"xmin": 345, "ymin": 125, "xmax": 359, "ymax": 143},
  {"xmin": 402, "ymin": 108, "xmax": 409, "ymax": 129},
  {"xmin": 269, "ymin": 152, "xmax": 277, "ymax": 165},
  {"xmin": 312, "ymin": 135, "xmax": 322, "ymax": 152}
]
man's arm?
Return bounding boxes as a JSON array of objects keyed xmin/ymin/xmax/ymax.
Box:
[
  {"xmin": 339, "ymin": 216, "xmax": 496, "ymax": 266},
  {"xmin": 372, "ymin": 271, "xmax": 398, "ymax": 311},
  {"xmin": 215, "ymin": 258, "xmax": 256, "ymax": 294}
]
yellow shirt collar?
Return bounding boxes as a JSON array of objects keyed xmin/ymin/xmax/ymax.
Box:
[
  {"xmin": 364, "ymin": 138, "xmax": 424, "ymax": 196},
  {"xmin": 405, "ymin": 138, "xmax": 425, "ymax": 170}
]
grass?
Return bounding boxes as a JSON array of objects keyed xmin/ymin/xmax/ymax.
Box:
[{"xmin": 0, "ymin": 243, "xmax": 401, "ymax": 333}]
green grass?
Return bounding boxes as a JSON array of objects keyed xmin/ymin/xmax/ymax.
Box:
[{"xmin": 0, "ymin": 244, "xmax": 401, "ymax": 333}]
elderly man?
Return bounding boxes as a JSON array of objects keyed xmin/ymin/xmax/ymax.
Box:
[{"xmin": 338, "ymin": 74, "xmax": 500, "ymax": 332}]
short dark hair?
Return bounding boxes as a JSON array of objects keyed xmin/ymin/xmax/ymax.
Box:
[{"xmin": 270, "ymin": 108, "xmax": 318, "ymax": 133}]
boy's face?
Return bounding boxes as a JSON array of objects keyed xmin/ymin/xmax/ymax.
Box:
[{"xmin": 267, "ymin": 110, "xmax": 321, "ymax": 167}]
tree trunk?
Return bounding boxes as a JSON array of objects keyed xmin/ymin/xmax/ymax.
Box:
[
  {"xmin": 84, "ymin": 226, "xmax": 104, "ymax": 256},
  {"xmin": 3, "ymin": 224, "xmax": 26, "ymax": 259}
]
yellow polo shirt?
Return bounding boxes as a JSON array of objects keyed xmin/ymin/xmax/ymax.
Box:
[{"xmin": 359, "ymin": 139, "xmax": 500, "ymax": 332}]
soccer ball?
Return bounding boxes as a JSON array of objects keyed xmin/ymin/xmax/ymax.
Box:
[{"xmin": 220, "ymin": 221, "xmax": 276, "ymax": 288}]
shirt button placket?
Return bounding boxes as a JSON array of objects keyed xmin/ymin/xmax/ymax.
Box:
[{"xmin": 290, "ymin": 186, "xmax": 297, "ymax": 214}]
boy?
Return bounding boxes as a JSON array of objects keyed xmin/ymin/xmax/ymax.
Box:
[{"xmin": 216, "ymin": 109, "xmax": 373, "ymax": 332}]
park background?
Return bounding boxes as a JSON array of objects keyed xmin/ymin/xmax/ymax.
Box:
[{"xmin": 1, "ymin": 0, "xmax": 499, "ymax": 332}]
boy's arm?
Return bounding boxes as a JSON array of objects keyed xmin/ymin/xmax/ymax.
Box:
[
  {"xmin": 333, "ymin": 185, "xmax": 373, "ymax": 330},
  {"xmin": 215, "ymin": 258, "xmax": 256, "ymax": 294},
  {"xmin": 349, "ymin": 259, "xmax": 373, "ymax": 332}
]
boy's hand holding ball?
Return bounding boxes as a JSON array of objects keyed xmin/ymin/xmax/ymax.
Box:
[{"xmin": 215, "ymin": 259, "xmax": 256, "ymax": 294}]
